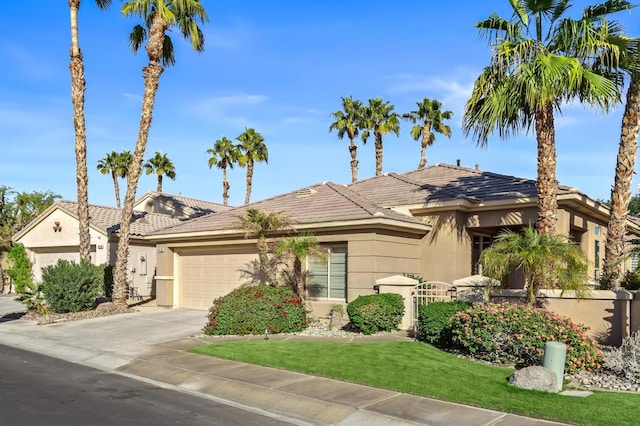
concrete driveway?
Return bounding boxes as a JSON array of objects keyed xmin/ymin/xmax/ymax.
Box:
[{"xmin": 0, "ymin": 298, "xmax": 206, "ymax": 370}]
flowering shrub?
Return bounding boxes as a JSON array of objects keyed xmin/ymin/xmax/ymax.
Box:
[
  {"xmin": 418, "ymin": 301, "xmax": 471, "ymax": 345},
  {"xmin": 450, "ymin": 303, "xmax": 602, "ymax": 372},
  {"xmin": 347, "ymin": 293, "xmax": 404, "ymax": 335},
  {"xmin": 203, "ymin": 285, "xmax": 309, "ymax": 335}
]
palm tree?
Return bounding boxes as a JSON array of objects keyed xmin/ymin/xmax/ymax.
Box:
[
  {"xmin": 144, "ymin": 151, "xmax": 176, "ymax": 192},
  {"xmin": 403, "ymin": 97, "xmax": 453, "ymax": 169},
  {"xmin": 361, "ymin": 98, "xmax": 400, "ymax": 176},
  {"xmin": 69, "ymin": 0, "xmax": 112, "ymax": 261},
  {"xmin": 97, "ymin": 150, "xmax": 131, "ymax": 208},
  {"xmin": 207, "ymin": 136, "xmax": 240, "ymax": 206},
  {"xmin": 329, "ymin": 96, "xmax": 365, "ymax": 183},
  {"xmin": 236, "ymin": 209, "xmax": 292, "ymax": 286},
  {"xmin": 603, "ymin": 37, "xmax": 640, "ymax": 289},
  {"xmin": 237, "ymin": 128, "xmax": 268, "ymax": 204},
  {"xmin": 463, "ymin": 0, "xmax": 626, "ymax": 236},
  {"xmin": 480, "ymin": 225, "xmax": 589, "ymax": 304},
  {"xmin": 112, "ymin": 0, "xmax": 208, "ymax": 306},
  {"xmin": 277, "ymin": 233, "xmax": 326, "ymax": 298}
]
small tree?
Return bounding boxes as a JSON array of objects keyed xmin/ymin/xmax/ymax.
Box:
[
  {"xmin": 6, "ymin": 243, "xmax": 33, "ymax": 294},
  {"xmin": 236, "ymin": 209, "xmax": 292, "ymax": 286},
  {"xmin": 480, "ymin": 225, "xmax": 589, "ymax": 304},
  {"xmin": 277, "ymin": 233, "xmax": 326, "ymax": 298}
]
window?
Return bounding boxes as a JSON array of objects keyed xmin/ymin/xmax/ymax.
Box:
[
  {"xmin": 308, "ymin": 245, "xmax": 347, "ymax": 299},
  {"xmin": 594, "ymin": 240, "xmax": 601, "ymax": 269},
  {"xmin": 471, "ymin": 235, "xmax": 492, "ymax": 274}
]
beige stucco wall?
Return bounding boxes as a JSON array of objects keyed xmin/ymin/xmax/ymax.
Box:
[
  {"xmin": 418, "ymin": 205, "xmax": 611, "ymax": 287},
  {"xmin": 126, "ymin": 241, "xmax": 157, "ymax": 297},
  {"xmin": 154, "ymin": 228, "xmax": 425, "ymax": 309},
  {"xmin": 419, "ymin": 211, "xmax": 472, "ymax": 284},
  {"xmin": 492, "ymin": 289, "xmax": 633, "ymax": 346},
  {"xmin": 16, "ymin": 209, "xmax": 109, "ymax": 281},
  {"xmin": 313, "ymin": 229, "xmax": 423, "ymax": 303}
]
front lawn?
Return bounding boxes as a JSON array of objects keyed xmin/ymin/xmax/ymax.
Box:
[{"xmin": 190, "ymin": 340, "xmax": 640, "ymax": 426}]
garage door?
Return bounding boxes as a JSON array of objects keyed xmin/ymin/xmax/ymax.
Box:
[
  {"xmin": 177, "ymin": 248, "xmax": 258, "ymax": 310},
  {"xmin": 33, "ymin": 248, "xmax": 96, "ymax": 282}
]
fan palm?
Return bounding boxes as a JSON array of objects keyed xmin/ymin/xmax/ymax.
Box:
[
  {"xmin": 97, "ymin": 150, "xmax": 131, "ymax": 208},
  {"xmin": 236, "ymin": 209, "xmax": 292, "ymax": 286},
  {"xmin": 112, "ymin": 0, "xmax": 208, "ymax": 305},
  {"xmin": 277, "ymin": 233, "xmax": 326, "ymax": 298},
  {"xmin": 361, "ymin": 98, "xmax": 400, "ymax": 176},
  {"xmin": 144, "ymin": 151, "xmax": 176, "ymax": 192},
  {"xmin": 69, "ymin": 0, "xmax": 112, "ymax": 261},
  {"xmin": 403, "ymin": 97, "xmax": 452, "ymax": 169},
  {"xmin": 207, "ymin": 136, "xmax": 240, "ymax": 206},
  {"xmin": 480, "ymin": 225, "xmax": 589, "ymax": 304},
  {"xmin": 329, "ymin": 96, "xmax": 365, "ymax": 183},
  {"xmin": 237, "ymin": 128, "xmax": 268, "ymax": 204},
  {"xmin": 603, "ymin": 37, "xmax": 640, "ymax": 288},
  {"xmin": 463, "ymin": 0, "xmax": 626, "ymax": 236}
]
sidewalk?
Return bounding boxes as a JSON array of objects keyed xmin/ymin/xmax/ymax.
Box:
[
  {"xmin": 0, "ymin": 298, "xmax": 567, "ymax": 425},
  {"xmin": 119, "ymin": 333, "xmax": 567, "ymax": 426}
]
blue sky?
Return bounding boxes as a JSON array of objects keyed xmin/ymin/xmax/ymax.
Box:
[{"xmin": 1, "ymin": 1, "xmax": 638, "ymax": 208}]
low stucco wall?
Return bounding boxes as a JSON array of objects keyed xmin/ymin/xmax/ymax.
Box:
[{"xmin": 491, "ymin": 289, "xmax": 633, "ymax": 346}]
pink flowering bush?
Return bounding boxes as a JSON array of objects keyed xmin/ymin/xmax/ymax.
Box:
[
  {"xmin": 203, "ymin": 285, "xmax": 309, "ymax": 335},
  {"xmin": 449, "ymin": 303, "xmax": 602, "ymax": 372}
]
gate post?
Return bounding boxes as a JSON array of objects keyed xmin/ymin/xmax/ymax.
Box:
[{"xmin": 375, "ymin": 275, "xmax": 419, "ymax": 331}]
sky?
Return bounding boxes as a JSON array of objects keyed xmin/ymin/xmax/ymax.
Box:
[{"xmin": 1, "ymin": 1, "xmax": 639, "ymax": 208}]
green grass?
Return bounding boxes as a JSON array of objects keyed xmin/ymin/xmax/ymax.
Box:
[{"xmin": 190, "ymin": 341, "xmax": 640, "ymax": 426}]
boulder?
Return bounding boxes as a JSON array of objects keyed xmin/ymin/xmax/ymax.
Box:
[
  {"xmin": 95, "ymin": 301, "xmax": 117, "ymax": 314},
  {"xmin": 509, "ymin": 366, "xmax": 559, "ymax": 393}
]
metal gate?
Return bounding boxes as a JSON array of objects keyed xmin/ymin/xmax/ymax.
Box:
[{"xmin": 411, "ymin": 281, "xmax": 455, "ymax": 324}]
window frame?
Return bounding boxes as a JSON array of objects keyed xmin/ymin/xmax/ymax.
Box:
[{"xmin": 306, "ymin": 244, "xmax": 347, "ymax": 301}]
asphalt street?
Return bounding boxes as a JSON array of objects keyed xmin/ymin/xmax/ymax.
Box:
[{"xmin": 0, "ymin": 344, "xmax": 293, "ymax": 426}]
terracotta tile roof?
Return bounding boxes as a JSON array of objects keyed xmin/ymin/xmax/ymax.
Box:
[
  {"xmin": 153, "ymin": 182, "xmax": 427, "ymax": 236},
  {"xmin": 57, "ymin": 201, "xmax": 183, "ymax": 236},
  {"xmin": 135, "ymin": 191, "xmax": 232, "ymax": 217},
  {"xmin": 348, "ymin": 163, "xmax": 576, "ymax": 206}
]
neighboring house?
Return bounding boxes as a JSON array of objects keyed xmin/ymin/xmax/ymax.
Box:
[
  {"xmin": 149, "ymin": 163, "xmax": 637, "ymax": 315},
  {"xmin": 12, "ymin": 192, "xmax": 231, "ymax": 297}
]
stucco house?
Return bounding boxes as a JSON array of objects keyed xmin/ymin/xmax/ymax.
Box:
[
  {"xmin": 12, "ymin": 192, "xmax": 230, "ymax": 297},
  {"xmin": 147, "ymin": 163, "xmax": 636, "ymax": 316}
]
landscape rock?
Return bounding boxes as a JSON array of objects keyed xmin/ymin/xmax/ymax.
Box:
[
  {"xmin": 95, "ymin": 302, "xmax": 117, "ymax": 314},
  {"xmin": 509, "ymin": 366, "xmax": 558, "ymax": 393}
]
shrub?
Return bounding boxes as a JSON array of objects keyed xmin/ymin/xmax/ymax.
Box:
[
  {"xmin": 16, "ymin": 280, "xmax": 48, "ymax": 315},
  {"xmin": 418, "ymin": 300, "xmax": 471, "ymax": 345},
  {"xmin": 347, "ymin": 293, "xmax": 404, "ymax": 335},
  {"xmin": 621, "ymin": 270, "xmax": 640, "ymax": 291},
  {"xmin": 6, "ymin": 243, "xmax": 33, "ymax": 294},
  {"xmin": 449, "ymin": 303, "xmax": 602, "ymax": 373},
  {"xmin": 203, "ymin": 285, "xmax": 309, "ymax": 335},
  {"xmin": 604, "ymin": 331, "xmax": 640, "ymax": 380},
  {"xmin": 41, "ymin": 260, "xmax": 104, "ymax": 313}
]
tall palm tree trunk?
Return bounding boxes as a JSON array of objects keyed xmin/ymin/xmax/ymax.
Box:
[
  {"xmin": 222, "ymin": 166, "xmax": 229, "ymax": 206},
  {"xmin": 245, "ymin": 159, "xmax": 254, "ymax": 204},
  {"xmin": 111, "ymin": 171, "xmax": 121, "ymax": 208},
  {"xmin": 374, "ymin": 127, "xmax": 383, "ymax": 176},
  {"xmin": 534, "ymin": 103, "xmax": 558, "ymax": 236},
  {"xmin": 418, "ymin": 122, "xmax": 431, "ymax": 169},
  {"xmin": 348, "ymin": 133, "xmax": 358, "ymax": 183},
  {"xmin": 604, "ymin": 75, "xmax": 640, "ymax": 289},
  {"xmin": 157, "ymin": 175, "xmax": 163, "ymax": 192},
  {"xmin": 113, "ymin": 62, "xmax": 164, "ymax": 305},
  {"xmin": 69, "ymin": 0, "xmax": 91, "ymax": 262}
]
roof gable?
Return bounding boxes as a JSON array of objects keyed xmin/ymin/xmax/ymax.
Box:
[
  {"xmin": 152, "ymin": 181, "xmax": 428, "ymax": 236},
  {"xmin": 133, "ymin": 191, "xmax": 232, "ymax": 218}
]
